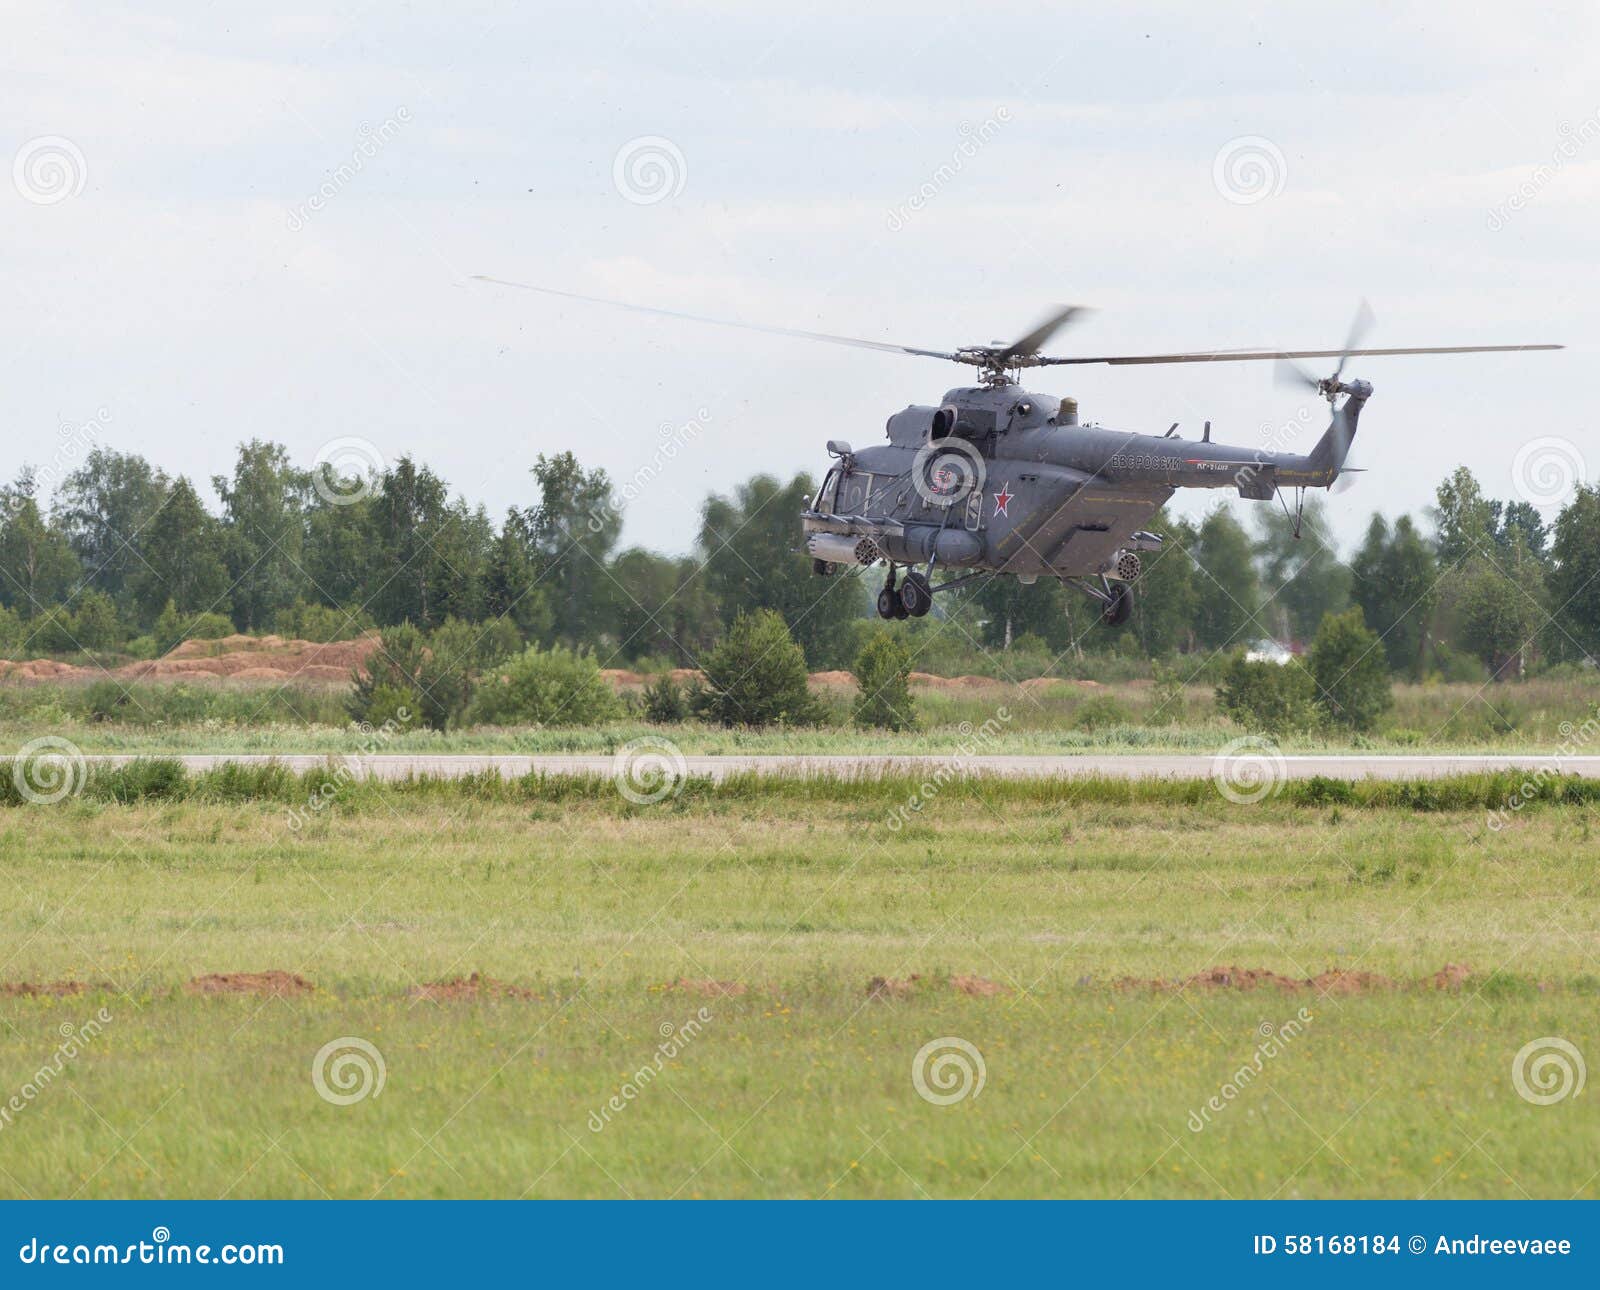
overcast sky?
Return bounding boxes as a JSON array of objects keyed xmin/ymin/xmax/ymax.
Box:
[{"xmin": 3, "ymin": 1, "xmax": 1593, "ymax": 555}]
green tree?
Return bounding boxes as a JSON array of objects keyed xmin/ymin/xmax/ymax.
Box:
[
  {"xmin": 1253, "ymin": 498, "xmax": 1350, "ymax": 643},
  {"xmin": 0, "ymin": 470, "xmax": 81, "ymax": 618},
  {"xmin": 693, "ymin": 608, "xmax": 824, "ymax": 727},
  {"xmin": 853, "ymin": 632, "xmax": 917, "ymax": 730},
  {"xmin": 528, "ymin": 453, "xmax": 621, "ymax": 648},
  {"xmin": 366, "ymin": 457, "xmax": 454, "ymax": 628},
  {"xmin": 1432, "ymin": 466, "xmax": 1497, "ymax": 566},
  {"xmin": 53, "ymin": 449, "xmax": 167, "ymax": 609},
  {"xmin": 214, "ymin": 440, "xmax": 309, "ymax": 630},
  {"xmin": 1131, "ymin": 512, "xmax": 1200, "ymax": 656},
  {"xmin": 130, "ymin": 477, "xmax": 230, "ymax": 624},
  {"xmin": 1306, "ymin": 607, "xmax": 1392, "ymax": 731},
  {"xmin": 1190, "ymin": 509, "xmax": 1261, "ymax": 650},
  {"xmin": 1349, "ymin": 514, "xmax": 1439, "ymax": 679},
  {"xmin": 697, "ymin": 473, "xmax": 859, "ymax": 669},
  {"xmin": 1454, "ymin": 532, "xmax": 1545, "ymax": 679},
  {"xmin": 1548, "ymin": 485, "xmax": 1600, "ymax": 660}
]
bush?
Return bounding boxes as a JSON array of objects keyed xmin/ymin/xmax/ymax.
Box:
[
  {"xmin": 693, "ymin": 609, "xmax": 824, "ymax": 728},
  {"xmin": 1307, "ymin": 607, "xmax": 1393, "ymax": 732},
  {"xmin": 273, "ymin": 600, "xmax": 374, "ymax": 643},
  {"xmin": 853, "ymin": 633, "xmax": 916, "ymax": 730},
  {"xmin": 468, "ymin": 645, "xmax": 622, "ymax": 726},
  {"xmin": 642, "ymin": 673, "xmax": 689, "ymax": 723},
  {"xmin": 72, "ymin": 591, "xmax": 123, "ymax": 650},
  {"xmin": 1072, "ymin": 694, "xmax": 1133, "ymax": 731},
  {"xmin": 1215, "ymin": 654, "xmax": 1319, "ymax": 734},
  {"xmin": 346, "ymin": 620, "xmax": 531, "ymax": 731},
  {"xmin": 349, "ymin": 623, "xmax": 430, "ymax": 725},
  {"xmin": 153, "ymin": 600, "xmax": 234, "ymax": 655}
]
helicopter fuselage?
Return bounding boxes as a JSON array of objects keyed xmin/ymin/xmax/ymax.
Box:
[{"xmin": 801, "ymin": 379, "xmax": 1368, "ymax": 583}]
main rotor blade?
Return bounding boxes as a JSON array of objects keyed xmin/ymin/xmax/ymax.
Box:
[
  {"xmin": 997, "ymin": 304, "xmax": 1088, "ymax": 361},
  {"xmin": 470, "ymin": 276, "xmax": 959, "ymax": 362},
  {"xmin": 1039, "ymin": 342, "xmax": 1563, "ymax": 366},
  {"xmin": 1332, "ymin": 299, "xmax": 1376, "ymax": 383}
]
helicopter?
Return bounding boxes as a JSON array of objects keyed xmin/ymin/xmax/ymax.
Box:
[{"xmin": 473, "ymin": 277, "xmax": 1560, "ymax": 625}]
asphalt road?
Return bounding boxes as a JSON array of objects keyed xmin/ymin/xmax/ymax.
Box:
[{"xmin": 77, "ymin": 753, "xmax": 1600, "ymax": 781}]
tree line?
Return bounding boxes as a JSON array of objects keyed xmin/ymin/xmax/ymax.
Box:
[{"xmin": 1, "ymin": 440, "xmax": 1596, "ymax": 681}]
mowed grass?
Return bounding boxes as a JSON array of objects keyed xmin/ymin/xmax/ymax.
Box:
[{"xmin": 0, "ymin": 783, "xmax": 1596, "ymax": 1199}]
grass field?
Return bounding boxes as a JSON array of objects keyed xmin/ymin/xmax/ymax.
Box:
[
  {"xmin": 0, "ymin": 771, "xmax": 1595, "ymax": 1199},
  {"xmin": 2, "ymin": 673, "xmax": 1595, "ymax": 755}
]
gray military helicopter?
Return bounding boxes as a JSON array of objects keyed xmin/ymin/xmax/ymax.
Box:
[{"xmin": 474, "ymin": 277, "xmax": 1560, "ymax": 625}]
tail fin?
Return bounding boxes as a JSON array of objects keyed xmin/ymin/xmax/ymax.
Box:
[{"xmin": 1306, "ymin": 379, "xmax": 1372, "ymax": 483}]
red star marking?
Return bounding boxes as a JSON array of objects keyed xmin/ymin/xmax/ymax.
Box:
[{"xmin": 992, "ymin": 484, "xmax": 1013, "ymax": 517}]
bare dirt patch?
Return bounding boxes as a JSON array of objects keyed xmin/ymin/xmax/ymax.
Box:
[
  {"xmin": 183, "ymin": 971, "xmax": 314, "ymax": 997},
  {"xmin": 867, "ymin": 973, "xmax": 1012, "ymax": 999},
  {"xmin": 1109, "ymin": 964, "xmax": 1472, "ymax": 995},
  {"xmin": 408, "ymin": 973, "xmax": 534, "ymax": 1002}
]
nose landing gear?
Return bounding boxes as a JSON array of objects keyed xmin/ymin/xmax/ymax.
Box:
[{"xmin": 876, "ymin": 566, "xmax": 932, "ymax": 619}]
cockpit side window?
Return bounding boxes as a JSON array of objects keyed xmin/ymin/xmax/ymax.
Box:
[{"xmin": 813, "ymin": 467, "xmax": 840, "ymax": 513}]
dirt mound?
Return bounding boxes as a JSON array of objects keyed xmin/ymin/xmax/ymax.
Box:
[
  {"xmin": 867, "ymin": 973, "xmax": 1011, "ymax": 999},
  {"xmin": 665, "ymin": 979, "xmax": 748, "ymax": 997},
  {"xmin": 408, "ymin": 973, "xmax": 533, "ymax": 1001},
  {"xmin": 2, "ymin": 633, "xmax": 380, "ymax": 688},
  {"xmin": 808, "ymin": 670, "xmax": 856, "ymax": 687},
  {"xmin": 1110, "ymin": 964, "xmax": 1471, "ymax": 996},
  {"xmin": 950, "ymin": 974, "xmax": 1011, "ymax": 997},
  {"xmin": 600, "ymin": 669, "xmax": 647, "ymax": 687},
  {"xmin": 183, "ymin": 971, "xmax": 313, "ymax": 997},
  {"xmin": 668, "ymin": 669, "xmax": 704, "ymax": 685},
  {"xmin": 0, "ymin": 980, "xmax": 111, "ymax": 998}
]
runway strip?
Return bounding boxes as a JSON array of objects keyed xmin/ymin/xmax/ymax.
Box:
[{"xmin": 77, "ymin": 753, "xmax": 1600, "ymax": 781}]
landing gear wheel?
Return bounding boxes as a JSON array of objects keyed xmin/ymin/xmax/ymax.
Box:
[
  {"xmin": 899, "ymin": 572, "xmax": 933, "ymax": 618},
  {"xmin": 876, "ymin": 587, "xmax": 898, "ymax": 620},
  {"xmin": 1102, "ymin": 582, "xmax": 1133, "ymax": 627}
]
